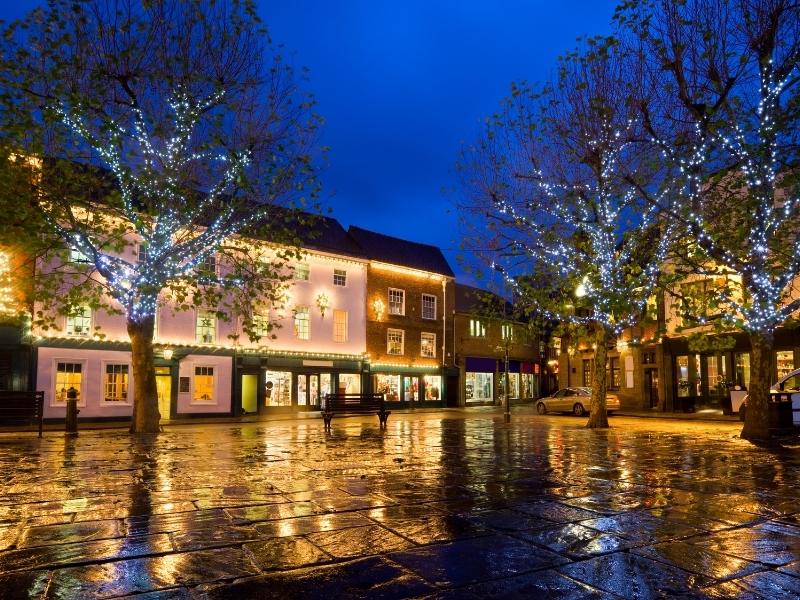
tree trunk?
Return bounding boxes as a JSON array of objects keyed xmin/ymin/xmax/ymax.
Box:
[
  {"xmin": 741, "ymin": 330, "xmax": 774, "ymax": 441},
  {"xmin": 128, "ymin": 316, "xmax": 161, "ymax": 434},
  {"xmin": 586, "ymin": 322, "xmax": 610, "ymax": 429}
]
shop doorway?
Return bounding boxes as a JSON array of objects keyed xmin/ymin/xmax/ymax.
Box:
[
  {"xmin": 240, "ymin": 373, "xmax": 258, "ymax": 414},
  {"xmin": 446, "ymin": 375, "xmax": 459, "ymax": 407},
  {"xmin": 155, "ymin": 367, "xmax": 171, "ymax": 419},
  {"xmin": 644, "ymin": 369, "xmax": 659, "ymax": 409},
  {"xmin": 403, "ymin": 376, "xmax": 419, "ymax": 406}
]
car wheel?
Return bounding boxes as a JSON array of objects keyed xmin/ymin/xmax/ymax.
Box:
[
  {"xmin": 573, "ymin": 403, "xmax": 586, "ymax": 416},
  {"xmin": 536, "ymin": 402, "xmax": 547, "ymax": 415}
]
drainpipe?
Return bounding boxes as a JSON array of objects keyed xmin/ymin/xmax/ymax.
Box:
[{"xmin": 441, "ymin": 279, "xmax": 447, "ymax": 368}]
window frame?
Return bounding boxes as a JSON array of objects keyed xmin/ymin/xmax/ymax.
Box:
[
  {"xmin": 501, "ymin": 323, "xmax": 514, "ymax": 341},
  {"xmin": 294, "ymin": 306, "xmax": 311, "ymax": 340},
  {"xmin": 191, "ymin": 365, "xmax": 217, "ymax": 405},
  {"xmin": 66, "ymin": 305, "xmax": 92, "ymax": 337},
  {"xmin": 420, "ymin": 332, "xmax": 436, "ymax": 358},
  {"xmin": 388, "ymin": 288, "xmax": 405, "ymax": 316},
  {"xmin": 295, "ymin": 263, "xmax": 310, "ymax": 281},
  {"xmin": 101, "ymin": 361, "xmax": 132, "ymax": 405},
  {"xmin": 52, "ymin": 359, "xmax": 87, "ymax": 408},
  {"xmin": 421, "ymin": 294, "xmax": 437, "ymax": 320},
  {"xmin": 333, "ymin": 309, "xmax": 348, "ymax": 343},
  {"xmin": 333, "ymin": 269, "xmax": 347, "ymax": 287},
  {"xmin": 199, "ymin": 253, "xmax": 217, "ymax": 277},
  {"xmin": 387, "ymin": 328, "xmax": 405, "ymax": 355},
  {"xmin": 196, "ymin": 311, "xmax": 217, "ymax": 345},
  {"xmin": 469, "ymin": 319, "xmax": 486, "ymax": 338}
]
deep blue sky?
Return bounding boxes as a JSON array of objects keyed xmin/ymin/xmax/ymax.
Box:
[{"xmin": 3, "ymin": 1, "xmax": 619, "ymax": 284}]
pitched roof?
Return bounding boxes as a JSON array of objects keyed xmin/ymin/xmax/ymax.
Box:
[
  {"xmin": 281, "ymin": 212, "xmax": 365, "ymax": 259},
  {"xmin": 454, "ymin": 283, "xmax": 512, "ymax": 314},
  {"xmin": 347, "ymin": 226, "xmax": 454, "ymax": 277}
]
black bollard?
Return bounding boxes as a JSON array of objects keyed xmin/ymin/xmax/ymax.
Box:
[{"xmin": 65, "ymin": 386, "xmax": 79, "ymax": 435}]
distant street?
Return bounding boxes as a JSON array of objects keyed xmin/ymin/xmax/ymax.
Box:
[{"xmin": 0, "ymin": 410, "xmax": 799, "ymax": 598}]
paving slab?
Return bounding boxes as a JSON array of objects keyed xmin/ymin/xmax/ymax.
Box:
[{"xmin": 0, "ymin": 412, "xmax": 797, "ymax": 597}]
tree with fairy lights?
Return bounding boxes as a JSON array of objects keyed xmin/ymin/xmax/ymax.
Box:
[
  {"xmin": 0, "ymin": 0, "xmax": 320, "ymax": 433},
  {"xmin": 460, "ymin": 39, "xmax": 673, "ymax": 428},
  {"xmin": 616, "ymin": 0, "xmax": 800, "ymax": 440}
]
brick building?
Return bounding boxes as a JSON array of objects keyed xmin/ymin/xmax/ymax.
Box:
[
  {"xmin": 453, "ymin": 284, "xmax": 542, "ymax": 406},
  {"xmin": 347, "ymin": 227, "xmax": 457, "ymax": 408}
]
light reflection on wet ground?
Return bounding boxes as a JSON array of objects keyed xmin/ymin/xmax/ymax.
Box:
[{"xmin": 0, "ymin": 410, "xmax": 799, "ymax": 598}]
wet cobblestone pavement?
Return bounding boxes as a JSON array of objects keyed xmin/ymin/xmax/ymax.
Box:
[{"xmin": 1, "ymin": 409, "xmax": 800, "ymax": 599}]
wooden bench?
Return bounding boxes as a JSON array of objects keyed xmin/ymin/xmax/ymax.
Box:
[
  {"xmin": 321, "ymin": 393, "xmax": 390, "ymax": 430},
  {"xmin": 0, "ymin": 391, "xmax": 45, "ymax": 437}
]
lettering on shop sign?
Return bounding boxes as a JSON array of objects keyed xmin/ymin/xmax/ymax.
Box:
[
  {"xmin": 303, "ymin": 360, "xmax": 334, "ymax": 367},
  {"xmin": 179, "ymin": 377, "xmax": 190, "ymax": 393}
]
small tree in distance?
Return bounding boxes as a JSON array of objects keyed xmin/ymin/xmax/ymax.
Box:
[
  {"xmin": 460, "ymin": 38, "xmax": 673, "ymax": 428},
  {"xmin": 0, "ymin": 0, "xmax": 320, "ymax": 433}
]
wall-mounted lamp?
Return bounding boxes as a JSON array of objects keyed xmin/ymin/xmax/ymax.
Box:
[
  {"xmin": 162, "ymin": 348, "xmax": 174, "ymax": 361},
  {"xmin": 372, "ymin": 298, "xmax": 385, "ymax": 320},
  {"xmin": 316, "ymin": 293, "xmax": 330, "ymax": 318}
]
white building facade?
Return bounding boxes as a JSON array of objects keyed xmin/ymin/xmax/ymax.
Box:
[{"xmin": 34, "ymin": 218, "xmax": 369, "ymax": 421}]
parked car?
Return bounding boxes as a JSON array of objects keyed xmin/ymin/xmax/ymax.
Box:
[
  {"xmin": 536, "ymin": 387, "xmax": 620, "ymax": 416},
  {"xmin": 739, "ymin": 368, "xmax": 800, "ymax": 425}
]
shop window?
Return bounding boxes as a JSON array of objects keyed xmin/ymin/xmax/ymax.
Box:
[
  {"xmin": 137, "ymin": 243, "xmax": 148, "ymax": 263},
  {"xmin": 676, "ymin": 354, "xmax": 701, "ymax": 397},
  {"xmin": 265, "ymin": 371, "xmax": 292, "ymax": 406},
  {"xmin": 66, "ymin": 306, "xmax": 92, "ymax": 337},
  {"xmin": 776, "ymin": 350, "xmax": 794, "ymax": 379},
  {"xmin": 387, "ymin": 329, "xmax": 404, "ymax": 355},
  {"xmin": 582, "ymin": 359, "xmax": 592, "ymax": 387},
  {"xmin": 424, "ymin": 375, "xmax": 442, "ymax": 400},
  {"xmin": 196, "ymin": 311, "xmax": 216, "ymax": 344},
  {"xmin": 55, "ymin": 362, "xmax": 83, "ymax": 404},
  {"xmin": 333, "ymin": 269, "xmax": 347, "ymax": 286},
  {"xmin": 609, "ymin": 357, "xmax": 620, "ymax": 389},
  {"xmin": 103, "ymin": 364, "xmax": 129, "ymax": 403},
  {"xmin": 294, "ymin": 263, "xmax": 310, "ymax": 281},
  {"xmin": 333, "ymin": 309, "xmax": 348, "ymax": 343},
  {"xmin": 469, "ymin": 319, "xmax": 486, "ymax": 338},
  {"xmin": 193, "ymin": 366, "xmax": 215, "ymax": 403},
  {"xmin": 734, "ymin": 353, "xmax": 750, "ymax": 389},
  {"xmin": 466, "ymin": 372, "xmax": 493, "ymax": 403},
  {"xmin": 388, "ymin": 288, "xmax": 405, "ymax": 315},
  {"xmin": 339, "ymin": 373, "xmax": 361, "ymax": 394},
  {"xmin": 294, "ymin": 306, "xmax": 310, "ymax": 340},
  {"xmin": 421, "ymin": 294, "xmax": 437, "ymax": 320},
  {"xmin": 374, "ymin": 374, "xmax": 400, "ymax": 401},
  {"xmin": 421, "ymin": 332, "xmax": 436, "ymax": 358},
  {"xmin": 501, "ymin": 324, "xmax": 514, "ymax": 341}
]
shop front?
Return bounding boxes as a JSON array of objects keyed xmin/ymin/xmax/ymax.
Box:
[
  {"xmin": 370, "ymin": 367, "xmax": 444, "ymax": 408},
  {"xmin": 465, "ymin": 357, "xmax": 495, "ymax": 405},
  {"xmin": 236, "ymin": 355, "xmax": 366, "ymax": 415},
  {"xmin": 667, "ymin": 334, "xmax": 798, "ymax": 413},
  {"xmin": 465, "ymin": 357, "xmax": 539, "ymax": 405}
]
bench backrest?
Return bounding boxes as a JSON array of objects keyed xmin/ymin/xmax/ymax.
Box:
[
  {"xmin": 323, "ymin": 393, "xmax": 385, "ymax": 411},
  {"xmin": 0, "ymin": 391, "xmax": 45, "ymax": 420}
]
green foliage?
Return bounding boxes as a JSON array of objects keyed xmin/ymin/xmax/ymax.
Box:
[{"xmin": 0, "ymin": 0, "xmax": 321, "ymax": 341}]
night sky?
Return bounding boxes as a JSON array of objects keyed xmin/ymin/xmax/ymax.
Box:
[{"xmin": 2, "ymin": 1, "xmax": 618, "ymax": 284}]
